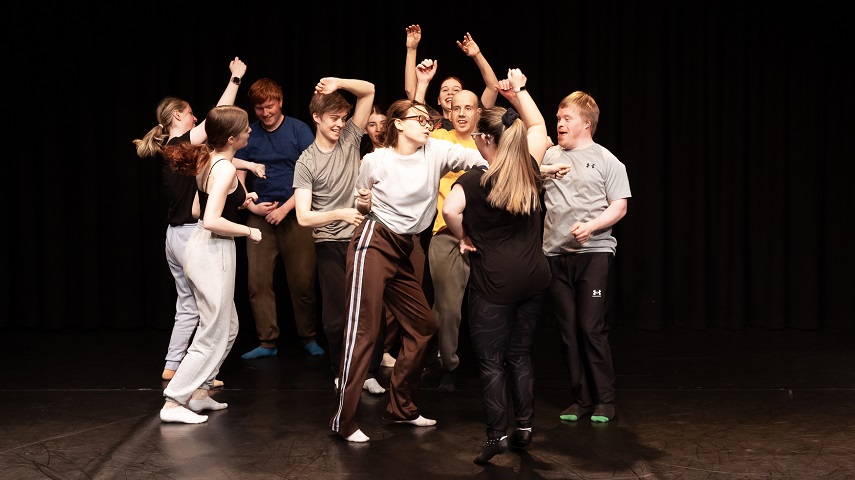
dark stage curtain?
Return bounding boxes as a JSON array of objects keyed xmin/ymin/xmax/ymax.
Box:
[{"xmin": 6, "ymin": 3, "xmax": 851, "ymax": 331}]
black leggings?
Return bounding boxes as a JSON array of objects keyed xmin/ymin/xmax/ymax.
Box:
[{"xmin": 468, "ymin": 288, "xmax": 547, "ymax": 438}]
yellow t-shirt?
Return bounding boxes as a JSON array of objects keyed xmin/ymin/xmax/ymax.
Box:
[{"xmin": 429, "ymin": 129, "xmax": 477, "ymax": 235}]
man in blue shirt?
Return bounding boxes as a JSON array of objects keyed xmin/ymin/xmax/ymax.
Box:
[{"xmin": 237, "ymin": 78, "xmax": 324, "ymax": 359}]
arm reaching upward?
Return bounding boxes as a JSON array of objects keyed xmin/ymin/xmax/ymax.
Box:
[
  {"xmin": 404, "ymin": 24, "xmax": 421, "ymax": 100},
  {"xmin": 496, "ymin": 68, "xmax": 549, "ymax": 165},
  {"xmin": 314, "ymin": 77, "xmax": 376, "ymax": 130},
  {"xmin": 190, "ymin": 57, "xmax": 247, "ymax": 145},
  {"xmin": 457, "ymin": 33, "xmax": 499, "ymax": 108},
  {"xmin": 414, "ymin": 58, "xmax": 438, "ymax": 104}
]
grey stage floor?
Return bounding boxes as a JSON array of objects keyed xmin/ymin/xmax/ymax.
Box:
[{"xmin": 1, "ymin": 319, "xmax": 853, "ymax": 479}]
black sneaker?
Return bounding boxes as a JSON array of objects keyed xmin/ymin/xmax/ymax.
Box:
[
  {"xmin": 510, "ymin": 428, "xmax": 532, "ymax": 449},
  {"xmin": 473, "ymin": 436, "xmax": 510, "ymax": 464}
]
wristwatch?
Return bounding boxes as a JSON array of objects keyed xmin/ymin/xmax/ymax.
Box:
[
  {"xmin": 513, "ymin": 86, "xmax": 527, "ymax": 92},
  {"xmin": 232, "ymin": 76, "xmax": 241, "ymax": 86}
]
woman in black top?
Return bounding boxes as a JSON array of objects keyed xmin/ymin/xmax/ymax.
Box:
[
  {"xmin": 443, "ymin": 69, "xmax": 570, "ymax": 464},
  {"xmin": 158, "ymin": 105, "xmax": 262, "ymax": 424}
]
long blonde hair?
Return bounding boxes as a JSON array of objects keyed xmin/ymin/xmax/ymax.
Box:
[
  {"xmin": 477, "ymin": 106, "xmax": 541, "ymax": 215},
  {"xmin": 131, "ymin": 96, "xmax": 188, "ymax": 158}
]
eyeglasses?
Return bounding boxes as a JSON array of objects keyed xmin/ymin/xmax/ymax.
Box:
[
  {"xmin": 470, "ymin": 132, "xmax": 490, "ymax": 139},
  {"xmin": 400, "ymin": 115, "xmax": 437, "ymax": 129}
]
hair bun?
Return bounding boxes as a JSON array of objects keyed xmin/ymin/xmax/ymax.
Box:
[{"xmin": 501, "ymin": 108, "xmax": 520, "ymax": 127}]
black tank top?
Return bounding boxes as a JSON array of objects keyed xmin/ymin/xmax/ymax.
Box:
[{"xmin": 198, "ymin": 158, "xmax": 246, "ymax": 223}]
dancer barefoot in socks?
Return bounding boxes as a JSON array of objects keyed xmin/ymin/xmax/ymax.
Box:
[
  {"xmin": 133, "ymin": 57, "xmax": 261, "ymax": 388},
  {"xmin": 159, "ymin": 105, "xmax": 261, "ymax": 423},
  {"xmin": 330, "ymin": 97, "xmax": 487, "ymax": 442},
  {"xmin": 293, "ymin": 76, "xmax": 387, "ymax": 395}
]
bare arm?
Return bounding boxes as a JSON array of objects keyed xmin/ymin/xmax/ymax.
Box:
[
  {"xmin": 315, "ymin": 77, "xmax": 376, "ymax": 130},
  {"xmin": 457, "ymin": 33, "xmax": 499, "ymax": 108},
  {"xmin": 496, "ymin": 68, "xmax": 549, "ymax": 165},
  {"xmin": 202, "ymin": 160, "xmax": 257, "ymax": 238},
  {"xmin": 414, "ymin": 58, "xmax": 438, "ymax": 104},
  {"xmin": 233, "ymin": 157, "xmax": 266, "ymax": 178},
  {"xmin": 190, "ymin": 57, "xmax": 247, "ymax": 145},
  {"xmin": 354, "ymin": 188, "xmax": 372, "ymax": 214},
  {"xmin": 215, "ymin": 57, "xmax": 247, "ymax": 107},
  {"xmin": 404, "ymin": 24, "xmax": 421, "ymax": 100},
  {"xmin": 294, "ymin": 188, "xmax": 364, "ymax": 228},
  {"xmin": 191, "ymin": 191, "xmax": 200, "ymax": 220},
  {"xmin": 442, "ymin": 184, "xmax": 476, "ymax": 253},
  {"xmin": 571, "ymin": 198, "xmax": 628, "ymax": 243}
]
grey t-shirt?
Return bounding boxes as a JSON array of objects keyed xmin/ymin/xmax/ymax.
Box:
[
  {"xmin": 542, "ymin": 143, "xmax": 631, "ymax": 255},
  {"xmin": 293, "ymin": 119, "xmax": 364, "ymax": 242}
]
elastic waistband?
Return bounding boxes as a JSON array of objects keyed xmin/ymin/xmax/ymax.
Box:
[
  {"xmin": 196, "ymin": 222, "xmax": 233, "ymax": 239},
  {"xmin": 364, "ymin": 211, "xmax": 390, "ymax": 230}
]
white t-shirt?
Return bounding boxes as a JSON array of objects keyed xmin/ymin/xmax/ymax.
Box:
[{"xmin": 357, "ymin": 138, "xmax": 487, "ymax": 235}]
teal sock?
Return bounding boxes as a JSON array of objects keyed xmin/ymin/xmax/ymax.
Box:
[
  {"xmin": 305, "ymin": 341, "xmax": 325, "ymax": 356},
  {"xmin": 241, "ymin": 347, "xmax": 277, "ymax": 360}
]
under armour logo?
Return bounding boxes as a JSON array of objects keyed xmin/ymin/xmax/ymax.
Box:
[
  {"xmin": 592, "ymin": 290, "xmax": 602, "ymax": 298},
  {"xmin": 586, "ymin": 163, "xmax": 596, "ymax": 169}
]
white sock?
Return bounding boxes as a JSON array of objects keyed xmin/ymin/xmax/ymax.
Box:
[
  {"xmin": 381, "ymin": 353, "xmax": 396, "ymax": 367},
  {"xmin": 160, "ymin": 405, "xmax": 208, "ymax": 424},
  {"xmin": 395, "ymin": 415, "xmax": 436, "ymax": 427},
  {"xmin": 345, "ymin": 429, "xmax": 370, "ymax": 442},
  {"xmin": 188, "ymin": 396, "xmax": 228, "ymax": 412},
  {"xmin": 363, "ymin": 378, "xmax": 386, "ymax": 394}
]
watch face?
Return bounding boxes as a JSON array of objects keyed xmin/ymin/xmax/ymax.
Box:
[{"xmin": 232, "ymin": 77, "xmax": 241, "ymax": 85}]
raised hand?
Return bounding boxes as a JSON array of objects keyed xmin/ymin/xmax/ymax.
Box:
[
  {"xmin": 314, "ymin": 77, "xmax": 341, "ymax": 95},
  {"xmin": 406, "ymin": 24, "xmax": 421, "ymax": 49},
  {"xmin": 456, "ymin": 32, "xmax": 480, "ymax": 57},
  {"xmin": 416, "ymin": 58, "xmax": 438, "ymax": 83},
  {"xmin": 229, "ymin": 56, "xmax": 247, "ymax": 78}
]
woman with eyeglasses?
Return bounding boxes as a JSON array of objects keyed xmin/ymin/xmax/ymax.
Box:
[
  {"xmin": 442, "ymin": 68, "xmax": 570, "ymax": 464},
  {"xmin": 330, "ymin": 97, "xmax": 488, "ymax": 443}
]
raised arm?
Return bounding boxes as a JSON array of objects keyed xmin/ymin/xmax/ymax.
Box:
[
  {"xmin": 215, "ymin": 57, "xmax": 248, "ymax": 107},
  {"xmin": 315, "ymin": 77, "xmax": 376, "ymax": 130},
  {"xmin": 413, "ymin": 58, "xmax": 438, "ymax": 104},
  {"xmin": 190, "ymin": 57, "xmax": 247, "ymax": 145},
  {"xmin": 404, "ymin": 24, "xmax": 421, "ymax": 100},
  {"xmin": 497, "ymin": 68, "xmax": 550, "ymax": 165},
  {"xmin": 457, "ymin": 32, "xmax": 499, "ymax": 108}
]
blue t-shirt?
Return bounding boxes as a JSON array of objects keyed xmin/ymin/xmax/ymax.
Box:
[{"xmin": 236, "ymin": 116, "xmax": 314, "ymax": 204}]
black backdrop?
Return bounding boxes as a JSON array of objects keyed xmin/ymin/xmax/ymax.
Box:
[{"xmin": 5, "ymin": 3, "xmax": 852, "ymax": 331}]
